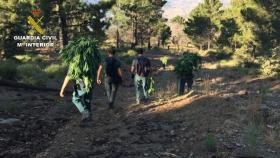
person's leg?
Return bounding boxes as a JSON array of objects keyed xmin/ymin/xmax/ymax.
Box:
[
  {"xmin": 134, "ymin": 75, "xmax": 142, "ymax": 104},
  {"xmin": 186, "ymin": 78, "xmax": 193, "ymax": 92},
  {"xmin": 142, "ymin": 77, "xmax": 148, "ymax": 100},
  {"xmin": 177, "ymin": 77, "xmax": 186, "ymax": 95},
  {"xmin": 72, "ymin": 91, "xmax": 85, "ymax": 113},
  {"xmin": 105, "ymin": 78, "xmax": 111, "ymax": 101},
  {"xmin": 110, "ymin": 83, "xmax": 119, "ymax": 107},
  {"xmin": 83, "ymin": 89, "xmax": 93, "ymax": 113}
]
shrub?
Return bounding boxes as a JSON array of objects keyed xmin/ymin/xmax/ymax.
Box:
[
  {"xmin": 208, "ymin": 50, "xmax": 232, "ymax": 60},
  {"xmin": 31, "ymin": 55, "xmax": 44, "ymax": 62},
  {"xmin": 204, "ymin": 133, "xmax": 217, "ymax": 152},
  {"xmin": 0, "ymin": 59, "xmax": 17, "ymax": 80},
  {"xmin": 235, "ymin": 46, "xmax": 252, "ymax": 62},
  {"xmin": 258, "ymin": 47, "xmax": 280, "ymax": 77},
  {"xmin": 17, "ymin": 64, "xmax": 47, "ymax": 86},
  {"xmin": 127, "ymin": 49, "xmax": 137, "ymax": 56},
  {"xmin": 44, "ymin": 64, "xmax": 66, "ymax": 78},
  {"xmin": 14, "ymin": 54, "xmax": 32, "ymax": 62},
  {"xmin": 160, "ymin": 56, "xmax": 169, "ymax": 65},
  {"xmin": 243, "ymin": 122, "xmax": 264, "ymax": 157}
]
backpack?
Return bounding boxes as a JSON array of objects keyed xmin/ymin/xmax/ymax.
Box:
[{"xmin": 136, "ymin": 57, "xmax": 150, "ymax": 77}]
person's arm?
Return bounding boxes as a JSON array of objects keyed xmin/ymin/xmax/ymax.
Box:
[
  {"xmin": 96, "ymin": 64, "xmax": 102, "ymax": 85},
  {"xmin": 60, "ymin": 76, "xmax": 70, "ymax": 98},
  {"xmin": 131, "ymin": 59, "xmax": 136, "ymax": 73},
  {"xmin": 118, "ymin": 68, "xmax": 123, "ymax": 78}
]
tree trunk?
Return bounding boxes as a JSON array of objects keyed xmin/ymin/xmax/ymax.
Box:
[
  {"xmin": 58, "ymin": 0, "xmax": 68, "ymax": 48},
  {"xmin": 133, "ymin": 17, "xmax": 138, "ymax": 46},
  {"xmin": 116, "ymin": 28, "xmax": 120, "ymax": 48},
  {"xmin": 207, "ymin": 40, "xmax": 211, "ymax": 50},
  {"xmin": 148, "ymin": 37, "xmax": 151, "ymax": 49},
  {"xmin": 157, "ymin": 36, "xmax": 160, "ymax": 47}
]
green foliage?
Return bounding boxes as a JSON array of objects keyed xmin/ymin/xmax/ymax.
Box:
[
  {"xmin": 174, "ymin": 53, "xmax": 202, "ymax": 78},
  {"xmin": 171, "ymin": 16, "xmax": 185, "ymax": 25},
  {"xmin": 17, "ymin": 64, "xmax": 47, "ymax": 86},
  {"xmin": 60, "ymin": 38, "xmax": 101, "ymax": 92},
  {"xmin": 160, "ymin": 56, "xmax": 169, "ymax": 65},
  {"xmin": 127, "ymin": 49, "xmax": 137, "ymax": 56},
  {"xmin": 160, "ymin": 25, "xmax": 172, "ymax": 46},
  {"xmin": 217, "ymin": 18, "xmax": 239, "ymax": 47},
  {"xmin": 15, "ymin": 54, "xmax": 47, "ymax": 63},
  {"xmin": 184, "ymin": 16, "xmax": 217, "ymax": 49},
  {"xmin": 257, "ymin": 47, "xmax": 280, "ymax": 77},
  {"xmin": 184, "ymin": 0, "xmax": 222, "ymax": 49},
  {"xmin": 113, "ymin": 0, "xmax": 167, "ymax": 46},
  {"xmin": 0, "ymin": 59, "xmax": 17, "ymax": 80},
  {"xmin": 204, "ymin": 133, "xmax": 217, "ymax": 152},
  {"xmin": 0, "ymin": 0, "xmax": 31, "ymax": 57},
  {"xmin": 44, "ymin": 64, "xmax": 67, "ymax": 78},
  {"xmin": 31, "ymin": 55, "xmax": 44, "ymax": 63},
  {"xmin": 147, "ymin": 77, "xmax": 155, "ymax": 95},
  {"xmin": 207, "ymin": 50, "xmax": 232, "ymax": 60}
]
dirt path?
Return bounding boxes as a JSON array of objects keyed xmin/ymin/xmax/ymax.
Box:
[{"xmin": 1, "ymin": 50, "xmax": 280, "ymax": 158}]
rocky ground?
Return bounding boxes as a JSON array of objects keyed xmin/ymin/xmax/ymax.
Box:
[{"xmin": 0, "ymin": 51, "xmax": 280, "ymax": 158}]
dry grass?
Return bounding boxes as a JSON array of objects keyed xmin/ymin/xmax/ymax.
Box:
[
  {"xmin": 264, "ymin": 130, "xmax": 280, "ymax": 148},
  {"xmin": 155, "ymin": 81, "xmax": 177, "ymax": 101}
]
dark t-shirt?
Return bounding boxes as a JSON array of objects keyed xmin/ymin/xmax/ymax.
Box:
[{"xmin": 105, "ymin": 57, "xmax": 121, "ymax": 84}]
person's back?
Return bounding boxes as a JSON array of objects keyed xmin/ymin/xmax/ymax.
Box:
[
  {"xmin": 105, "ymin": 56, "xmax": 122, "ymax": 84},
  {"xmin": 135, "ymin": 56, "xmax": 151, "ymax": 77}
]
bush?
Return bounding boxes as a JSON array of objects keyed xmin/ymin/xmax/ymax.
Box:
[
  {"xmin": 204, "ymin": 133, "xmax": 217, "ymax": 152},
  {"xmin": 208, "ymin": 50, "xmax": 232, "ymax": 60},
  {"xmin": 258, "ymin": 47, "xmax": 280, "ymax": 77},
  {"xmin": 15, "ymin": 54, "xmax": 32, "ymax": 62},
  {"xmin": 31, "ymin": 55, "xmax": 44, "ymax": 62},
  {"xmin": 127, "ymin": 49, "xmax": 137, "ymax": 56},
  {"xmin": 44, "ymin": 64, "xmax": 66, "ymax": 78},
  {"xmin": 17, "ymin": 64, "xmax": 47, "ymax": 86},
  {"xmin": 160, "ymin": 56, "xmax": 169, "ymax": 65},
  {"xmin": 0, "ymin": 59, "xmax": 17, "ymax": 80}
]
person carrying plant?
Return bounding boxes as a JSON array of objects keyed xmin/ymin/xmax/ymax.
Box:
[
  {"xmin": 131, "ymin": 49, "xmax": 151, "ymax": 104},
  {"xmin": 97, "ymin": 48, "xmax": 123, "ymax": 109},
  {"xmin": 59, "ymin": 38, "xmax": 102, "ymax": 121},
  {"xmin": 174, "ymin": 52, "xmax": 201, "ymax": 96}
]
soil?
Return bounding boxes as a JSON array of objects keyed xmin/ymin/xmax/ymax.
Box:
[{"xmin": 1, "ymin": 50, "xmax": 280, "ymax": 158}]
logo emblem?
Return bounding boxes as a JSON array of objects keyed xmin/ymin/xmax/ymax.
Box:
[{"xmin": 28, "ymin": 2, "xmax": 44, "ymax": 35}]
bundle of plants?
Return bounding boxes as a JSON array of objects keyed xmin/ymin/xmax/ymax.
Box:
[
  {"xmin": 147, "ymin": 77, "xmax": 155, "ymax": 95},
  {"xmin": 60, "ymin": 38, "xmax": 101, "ymax": 92},
  {"xmin": 174, "ymin": 52, "xmax": 202, "ymax": 78},
  {"xmin": 160, "ymin": 56, "xmax": 169, "ymax": 69}
]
